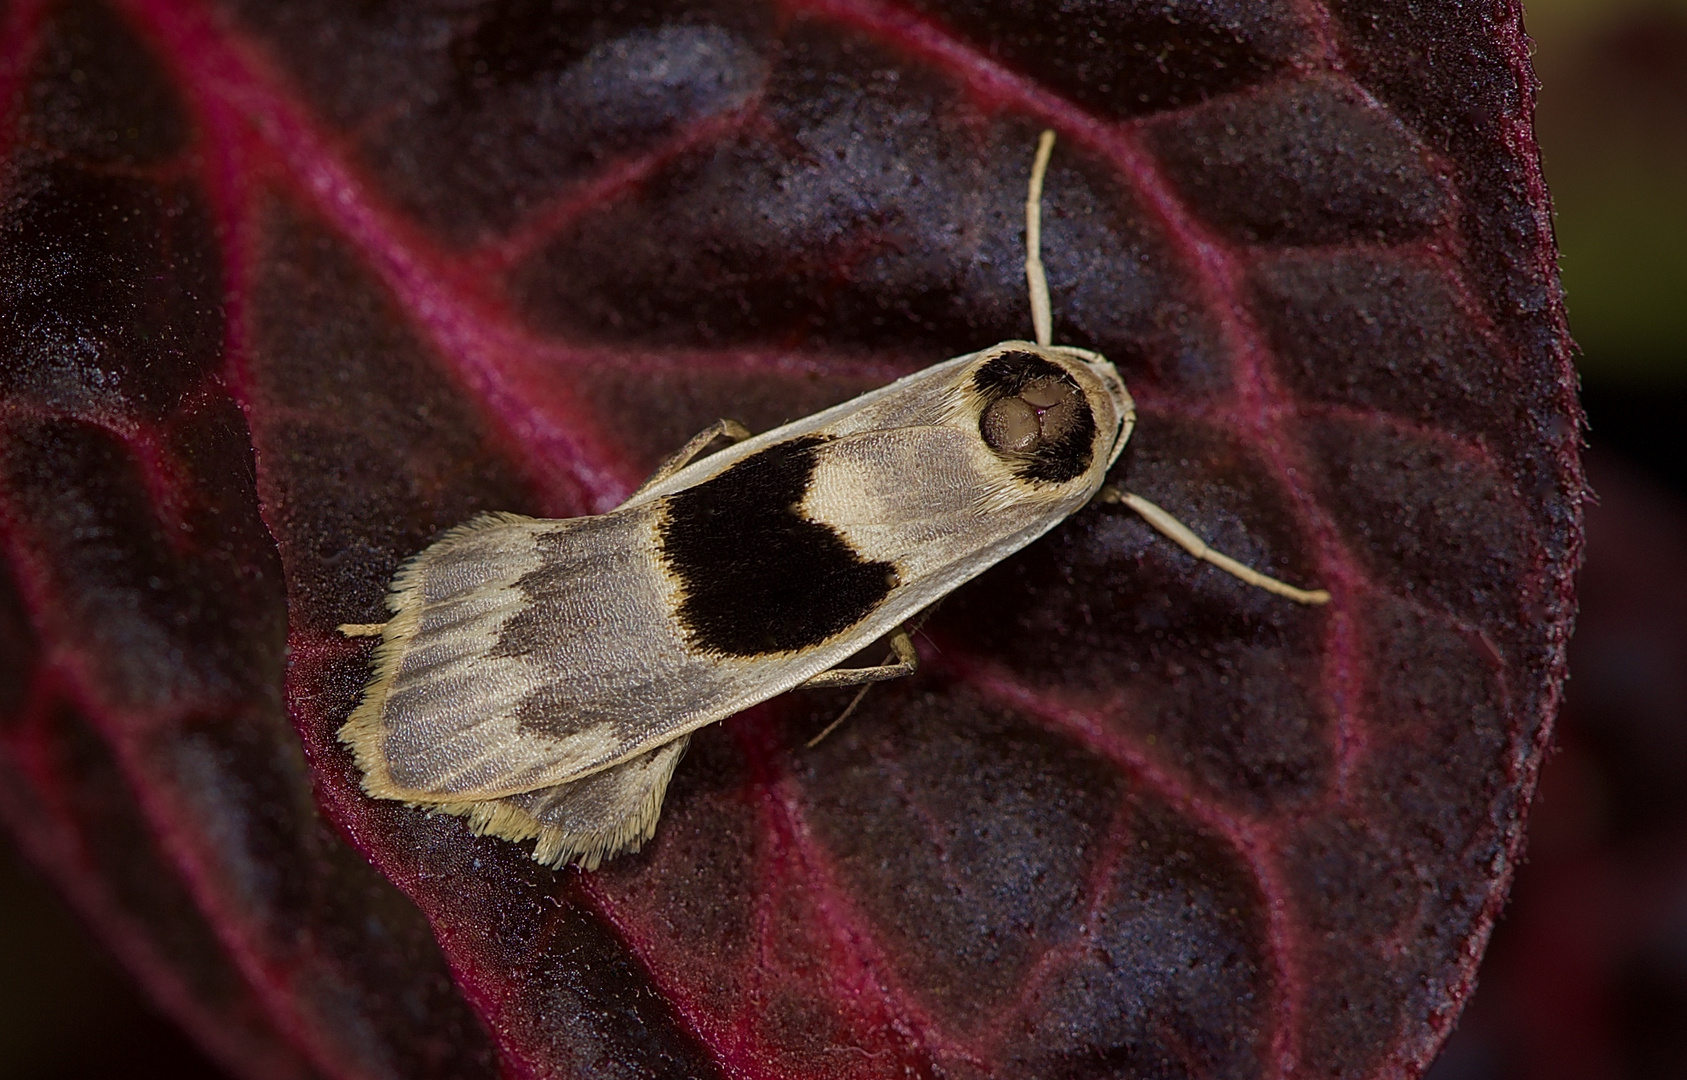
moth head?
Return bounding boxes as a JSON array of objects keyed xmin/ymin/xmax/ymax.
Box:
[{"xmin": 962, "ymin": 342, "xmax": 1135, "ymax": 493}]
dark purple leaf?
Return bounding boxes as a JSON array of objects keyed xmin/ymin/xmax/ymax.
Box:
[{"xmin": 0, "ymin": 2, "xmax": 1581, "ymax": 1078}]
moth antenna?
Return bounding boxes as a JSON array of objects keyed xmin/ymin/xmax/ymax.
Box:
[
  {"xmin": 1100, "ymin": 488, "xmax": 1332, "ymax": 605},
  {"xmin": 1025, "ymin": 129, "xmax": 1057, "ymax": 348}
]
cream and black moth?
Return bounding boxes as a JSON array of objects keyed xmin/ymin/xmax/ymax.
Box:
[{"xmin": 338, "ymin": 131, "xmax": 1330, "ymax": 871}]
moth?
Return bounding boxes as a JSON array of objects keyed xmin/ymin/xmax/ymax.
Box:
[{"xmin": 340, "ymin": 132, "xmax": 1329, "ymax": 870}]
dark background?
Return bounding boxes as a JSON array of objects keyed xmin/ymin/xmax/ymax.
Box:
[{"xmin": 2, "ymin": 0, "xmax": 1684, "ymax": 1076}]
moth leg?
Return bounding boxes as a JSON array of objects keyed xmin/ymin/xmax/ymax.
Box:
[
  {"xmin": 438, "ymin": 735, "xmax": 691, "ymax": 871},
  {"xmin": 798, "ymin": 627, "xmax": 918, "ymax": 748},
  {"xmin": 338, "ymin": 622, "xmax": 386, "ymax": 637},
  {"xmin": 629, "ymin": 418, "xmax": 752, "ymax": 499},
  {"xmin": 805, "ymin": 608, "xmax": 944, "ymax": 747},
  {"xmin": 798, "ymin": 625, "xmax": 918, "ymax": 689},
  {"xmin": 1024, "ymin": 128, "xmax": 1057, "ymax": 348},
  {"xmin": 1100, "ymin": 488, "xmax": 1332, "ymax": 605}
]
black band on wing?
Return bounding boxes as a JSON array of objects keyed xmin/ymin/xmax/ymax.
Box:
[{"xmin": 659, "ymin": 435, "xmax": 895, "ymax": 657}]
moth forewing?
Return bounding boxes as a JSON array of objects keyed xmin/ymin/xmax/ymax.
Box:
[{"xmin": 344, "ymin": 344, "xmax": 1133, "ymax": 811}]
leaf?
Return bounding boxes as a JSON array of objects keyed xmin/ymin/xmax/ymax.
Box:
[
  {"xmin": 0, "ymin": 1, "xmax": 1581, "ymax": 1078},
  {"xmin": 1429, "ymin": 452, "xmax": 1687, "ymax": 1079}
]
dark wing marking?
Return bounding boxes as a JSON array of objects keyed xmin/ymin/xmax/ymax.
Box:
[
  {"xmin": 345, "ymin": 511, "xmax": 746, "ymax": 801},
  {"xmin": 658, "ymin": 435, "xmax": 896, "ymax": 657}
]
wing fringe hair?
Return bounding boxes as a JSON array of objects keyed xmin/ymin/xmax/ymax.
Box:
[{"xmin": 429, "ymin": 737, "xmax": 689, "ymax": 870}]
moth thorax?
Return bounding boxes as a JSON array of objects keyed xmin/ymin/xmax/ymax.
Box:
[{"xmin": 980, "ymin": 375, "xmax": 1086, "ymax": 455}]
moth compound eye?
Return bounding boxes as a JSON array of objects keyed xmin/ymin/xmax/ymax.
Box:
[
  {"xmin": 981, "ymin": 396, "xmax": 1042, "ymax": 452},
  {"xmin": 979, "ymin": 373, "xmax": 1089, "ymax": 457},
  {"xmin": 1021, "ymin": 376, "xmax": 1085, "ymax": 443},
  {"xmin": 1017, "ymin": 376, "xmax": 1070, "ymax": 409}
]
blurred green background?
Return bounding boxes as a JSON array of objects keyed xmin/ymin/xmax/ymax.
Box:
[
  {"xmin": 1529, "ymin": 0, "xmax": 1687, "ymax": 387},
  {"xmin": 2, "ymin": 0, "xmax": 1684, "ymax": 1077}
]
